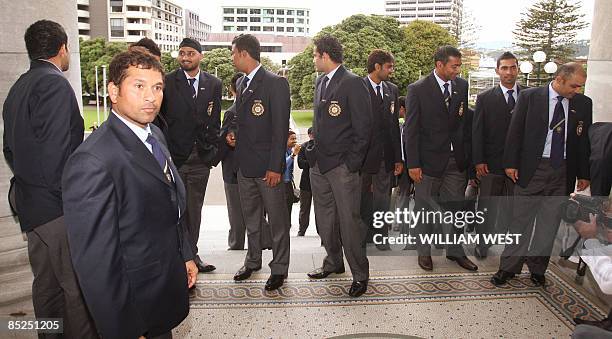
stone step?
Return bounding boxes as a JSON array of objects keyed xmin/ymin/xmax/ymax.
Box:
[
  {"xmin": 0, "ymin": 267, "xmax": 32, "ymax": 307},
  {"xmin": 0, "ymin": 232, "xmax": 27, "ymax": 254},
  {"xmin": 0, "ymin": 246, "xmax": 29, "ymax": 272}
]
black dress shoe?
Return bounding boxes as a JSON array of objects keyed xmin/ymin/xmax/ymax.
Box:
[
  {"xmin": 307, "ymin": 267, "xmax": 345, "ymax": 279},
  {"xmin": 474, "ymin": 246, "xmax": 488, "ymax": 259},
  {"xmin": 297, "ymin": 231, "xmax": 305, "ymax": 236},
  {"xmin": 195, "ymin": 257, "xmax": 216, "ymax": 273},
  {"xmin": 418, "ymin": 255, "xmax": 433, "ymax": 271},
  {"xmin": 447, "ymin": 256, "xmax": 478, "ymax": 271},
  {"xmin": 490, "ymin": 270, "xmax": 515, "ymax": 286},
  {"xmin": 264, "ymin": 274, "xmax": 285, "ymax": 291},
  {"xmin": 348, "ymin": 280, "xmax": 368, "ymax": 297},
  {"xmin": 530, "ymin": 273, "xmax": 546, "ymax": 286},
  {"xmin": 233, "ymin": 265, "xmax": 261, "ymax": 281},
  {"xmin": 375, "ymin": 243, "xmax": 391, "ymax": 251}
]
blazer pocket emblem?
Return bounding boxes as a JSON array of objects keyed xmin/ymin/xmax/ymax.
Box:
[
  {"xmin": 458, "ymin": 102, "xmax": 464, "ymax": 117},
  {"xmin": 390, "ymin": 101, "xmax": 395, "ymax": 114},
  {"xmin": 577, "ymin": 120, "xmax": 584, "ymax": 136},
  {"xmin": 252, "ymin": 100, "xmax": 265, "ymax": 116},
  {"xmin": 328, "ymin": 101, "xmax": 341, "ymax": 117},
  {"xmin": 207, "ymin": 101, "xmax": 213, "ymax": 116}
]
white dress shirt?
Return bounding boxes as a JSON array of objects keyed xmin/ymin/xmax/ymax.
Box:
[
  {"xmin": 113, "ymin": 110, "xmax": 152, "ymax": 152},
  {"xmin": 367, "ymin": 75, "xmax": 384, "ymax": 97},
  {"xmin": 184, "ymin": 69, "xmax": 200, "ymax": 98},
  {"xmin": 243, "ymin": 63, "xmax": 262, "ymax": 92},
  {"xmin": 500, "ymin": 83, "xmax": 518, "ymax": 104},
  {"xmin": 543, "ymin": 82, "xmax": 569, "ymax": 158},
  {"xmin": 433, "ymin": 70, "xmax": 453, "ymax": 151}
]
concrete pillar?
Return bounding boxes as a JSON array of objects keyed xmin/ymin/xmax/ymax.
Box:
[
  {"xmin": 585, "ymin": 0, "xmax": 612, "ymax": 123},
  {"xmin": 0, "ymin": 0, "xmax": 80, "ymax": 308}
]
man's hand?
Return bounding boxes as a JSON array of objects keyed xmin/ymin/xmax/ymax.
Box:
[
  {"xmin": 574, "ymin": 213, "xmax": 598, "ymax": 239},
  {"xmin": 468, "ymin": 179, "xmax": 478, "ymax": 188},
  {"xmin": 475, "ymin": 163, "xmax": 489, "ymax": 178},
  {"xmin": 292, "ymin": 144, "xmax": 301, "ymax": 156},
  {"xmin": 225, "ymin": 131, "xmax": 236, "ymax": 147},
  {"xmin": 409, "ymin": 167, "xmax": 423, "ymax": 184},
  {"xmin": 263, "ymin": 171, "xmax": 281, "ymax": 187},
  {"xmin": 394, "ymin": 162, "xmax": 404, "ymax": 176},
  {"xmin": 576, "ymin": 179, "xmax": 590, "ymax": 192},
  {"xmin": 185, "ymin": 260, "xmax": 198, "ymax": 289},
  {"xmin": 505, "ymin": 168, "xmax": 518, "ymax": 183}
]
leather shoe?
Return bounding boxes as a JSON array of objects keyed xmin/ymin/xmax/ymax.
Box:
[
  {"xmin": 264, "ymin": 274, "xmax": 285, "ymax": 291},
  {"xmin": 474, "ymin": 246, "xmax": 488, "ymax": 259},
  {"xmin": 307, "ymin": 267, "xmax": 345, "ymax": 279},
  {"xmin": 233, "ymin": 265, "xmax": 261, "ymax": 281},
  {"xmin": 375, "ymin": 243, "xmax": 391, "ymax": 251},
  {"xmin": 297, "ymin": 231, "xmax": 305, "ymax": 236},
  {"xmin": 447, "ymin": 256, "xmax": 478, "ymax": 271},
  {"xmin": 418, "ymin": 255, "xmax": 433, "ymax": 271},
  {"xmin": 490, "ymin": 270, "xmax": 515, "ymax": 286},
  {"xmin": 530, "ymin": 273, "xmax": 546, "ymax": 286},
  {"xmin": 348, "ymin": 280, "xmax": 368, "ymax": 297},
  {"xmin": 195, "ymin": 257, "xmax": 216, "ymax": 273}
]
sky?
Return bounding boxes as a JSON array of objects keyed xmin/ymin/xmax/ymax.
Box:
[{"xmin": 179, "ymin": 0, "xmax": 594, "ymax": 48}]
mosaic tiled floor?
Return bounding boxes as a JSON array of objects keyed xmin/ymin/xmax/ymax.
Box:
[{"xmin": 175, "ymin": 268, "xmax": 607, "ymax": 338}]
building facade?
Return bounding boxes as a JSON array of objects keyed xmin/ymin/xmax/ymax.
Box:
[
  {"xmin": 384, "ymin": 0, "xmax": 463, "ymax": 38},
  {"xmin": 77, "ymin": 0, "xmax": 91, "ymax": 39},
  {"xmin": 185, "ymin": 8, "xmax": 211, "ymax": 43},
  {"xmin": 221, "ymin": 6, "xmax": 311, "ymax": 37},
  {"xmin": 151, "ymin": 0, "xmax": 184, "ymax": 52}
]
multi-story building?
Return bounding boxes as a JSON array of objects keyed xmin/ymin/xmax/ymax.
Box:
[
  {"xmin": 384, "ymin": 0, "xmax": 463, "ymax": 38},
  {"xmin": 77, "ymin": 0, "xmax": 91, "ymax": 40},
  {"xmin": 220, "ymin": 6, "xmax": 311, "ymax": 37},
  {"xmin": 185, "ymin": 8, "xmax": 212, "ymax": 43},
  {"xmin": 151, "ymin": 0, "xmax": 184, "ymax": 52}
]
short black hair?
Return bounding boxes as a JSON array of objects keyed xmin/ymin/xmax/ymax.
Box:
[
  {"xmin": 288, "ymin": 129, "xmax": 296, "ymax": 137},
  {"xmin": 367, "ymin": 49, "xmax": 394, "ymax": 73},
  {"xmin": 398, "ymin": 96, "xmax": 406, "ymax": 110},
  {"xmin": 232, "ymin": 34, "xmax": 260, "ymax": 62},
  {"xmin": 130, "ymin": 38, "xmax": 161, "ymax": 58},
  {"xmin": 108, "ymin": 47, "xmax": 164, "ymax": 87},
  {"xmin": 230, "ymin": 73, "xmax": 243, "ymax": 93},
  {"xmin": 307, "ymin": 127, "xmax": 313, "ymax": 135},
  {"xmin": 24, "ymin": 20, "xmax": 68, "ymax": 60},
  {"xmin": 496, "ymin": 51, "xmax": 518, "ymax": 68},
  {"xmin": 434, "ymin": 45, "xmax": 462, "ymax": 65},
  {"xmin": 313, "ymin": 35, "xmax": 343, "ymax": 64}
]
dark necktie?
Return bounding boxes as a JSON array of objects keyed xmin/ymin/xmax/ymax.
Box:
[
  {"xmin": 187, "ymin": 78, "xmax": 196, "ymax": 99},
  {"xmin": 239, "ymin": 76, "xmax": 249, "ymax": 94},
  {"xmin": 320, "ymin": 76, "xmax": 329, "ymax": 101},
  {"xmin": 550, "ymin": 95, "xmax": 566, "ymax": 169},
  {"xmin": 146, "ymin": 134, "xmax": 172, "ymax": 182},
  {"xmin": 443, "ymin": 83, "xmax": 450, "ymax": 111},
  {"xmin": 507, "ymin": 89, "xmax": 516, "ymax": 111},
  {"xmin": 376, "ymin": 85, "xmax": 383, "ymax": 103}
]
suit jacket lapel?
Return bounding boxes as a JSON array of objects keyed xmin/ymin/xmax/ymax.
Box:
[
  {"xmin": 154, "ymin": 128, "xmax": 186, "ymax": 213},
  {"xmin": 175, "ymin": 70, "xmax": 196, "ymax": 111},
  {"xmin": 108, "ymin": 114, "xmax": 172, "ymax": 188},
  {"xmin": 539, "ymin": 86, "xmax": 550, "ymax": 125},
  {"xmin": 493, "ymin": 85, "xmax": 511, "ymax": 113},
  {"xmin": 238, "ymin": 66, "xmax": 265, "ymax": 110},
  {"xmin": 427, "ymin": 73, "xmax": 448, "ymax": 114},
  {"xmin": 194, "ymin": 72, "xmax": 209, "ymax": 116},
  {"xmin": 567, "ymin": 99, "xmax": 578, "ymax": 142},
  {"xmin": 323, "ymin": 65, "xmax": 346, "ymax": 101}
]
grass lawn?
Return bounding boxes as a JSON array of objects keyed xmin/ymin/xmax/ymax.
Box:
[{"xmin": 82, "ymin": 106, "xmax": 314, "ymax": 130}]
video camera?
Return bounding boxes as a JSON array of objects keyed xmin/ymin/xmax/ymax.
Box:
[{"xmin": 561, "ymin": 194, "xmax": 612, "ymax": 229}]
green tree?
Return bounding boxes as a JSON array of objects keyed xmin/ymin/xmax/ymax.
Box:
[
  {"xmin": 160, "ymin": 52, "xmax": 180, "ymax": 73},
  {"xmin": 287, "ymin": 45, "xmax": 314, "ymax": 108},
  {"xmin": 513, "ymin": 0, "xmax": 587, "ymax": 62},
  {"xmin": 200, "ymin": 48, "xmax": 234, "ymax": 97},
  {"xmin": 79, "ymin": 38, "xmax": 127, "ymax": 98},
  {"xmin": 261, "ymin": 56, "xmax": 280, "ymax": 74}
]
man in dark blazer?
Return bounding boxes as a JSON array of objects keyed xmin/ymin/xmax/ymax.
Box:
[
  {"xmin": 361, "ymin": 49, "xmax": 404, "ymax": 250},
  {"xmin": 472, "ymin": 52, "xmax": 524, "ymax": 258},
  {"xmin": 63, "ymin": 49, "xmax": 197, "ymax": 339},
  {"xmin": 403, "ymin": 46, "xmax": 478, "ymax": 272},
  {"xmin": 492, "ymin": 62, "xmax": 592, "ymax": 286},
  {"xmin": 297, "ymin": 127, "xmax": 314, "ymax": 236},
  {"xmin": 305, "ymin": 35, "xmax": 372, "ymax": 297},
  {"xmin": 2, "ymin": 20, "xmax": 97, "ymax": 337},
  {"xmin": 228, "ymin": 34, "xmax": 291, "ymax": 291},
  {"xmin": 157, "ymin": 38, "xmax": 220, "ymax": 273}
]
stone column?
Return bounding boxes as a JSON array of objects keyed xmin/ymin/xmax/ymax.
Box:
[
  {"xmin": 0, "ymin": 0, "xmax": 81, "ymax": 308},
  {"xmin": 585, "ymin": 0, "xmax": 612, "ymax": 123}
]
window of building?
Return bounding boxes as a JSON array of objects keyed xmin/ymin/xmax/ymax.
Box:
[
  {"xmin": 110, "ymin": 18, "xmax": 124, "ymax": 37},
  {"xmin": 287, "ymin": 10, "xmax": 294, "ymax": 15},
  {"xmin": 297, "ymin": 18, "xmax": 304, "ymax": 24},
  {"xmin": 276, "ymin": 27, "xmax": 285, "ymax": 32},
  {"xmin": 287, "ymin": 27, "xmax": 294, "ymax": 32},
  {"xmin": 276, "ymin": 9, "xmax": 284, "ymax": 15},
  {"xmin": 386, "ymin": 1, "xmax": 400, "ymax": 5},
  {"xmin": 286, "ymin": 18, "xmax": 294, "ymax": 23},
  {"xmin": 111, "ymin": 6, "xmax": 122, "ymax": 12},
  {"xmin": 250, "ymin": 17, "xmax": 261, "ymax": 22},
  {"xmin": 224, "ymin": 17, "xmax": 234, "ymax": 22},
  {"xmin": 237, "ymin": 26, "xmax": 247, "ymax": 31},
  {"xmin": 263, "ymin": 26, "xmax": 274, "ymax": 32},
  {"xmin": 276, "ymin": 17, "xmax": 285, "ymax": 23},
  {"xmin": 297, "ymin": 10, "xmax": 304, "ymax": 16},
  {"xmin": 298, "ymin": 27, "xmax": 304, "ymax": 32},
  {"xmin": 237, "ymin": 8, "xmax": 247, "ymax": 14},
  {"xmin": 223, "ymin": 8, "xmax": 234, "ymax": 14},
  {"xmin": 263, "ymin": 17, "xmax": 273, "ymax": 23},
  {"xmin": 250, "ymin": 26, "xmax": 261, "ymax": 31},
  {"xmin": 237, "ymin": 17, "xmax": 247, "ymax": 22},
  {"xmin": 264, "ymin": 9, "xmax": 274, "ymax": 15},
  {"xmin": 250, "ymin": 8, "xmax": 261, "ymax": 14},
  {"xmin": 223, "ymin": 26, "xmax": 233, "ymax": 31}
]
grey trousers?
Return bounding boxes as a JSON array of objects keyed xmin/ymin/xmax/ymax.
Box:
[
  {"xmin": 27, "ymin": 216, "xmax": 98, "ymax": 339},
  {"xmin": 238, "ymin": 170, "xmax": 290, "ymax": 275},
  {"xmin": 310, "ymin": 163, "xmax": 369, "ymax": 282},
  {"xmin": 499, "ymin": 159, "xmax": 566, "ymax": 275},
  {"xmin": 361, "ymin": 161, "xmax": 393, "ymax": 240},
  {"xmin": 224, "ymin": 182, "xmax": 246, "ymax": 250},
  {"xmin": 178, "ymin": 147, "xmax": 211, "ymax": 258},
  {"xmin": 298, "ymin": 190, "xmax": 313, "ymax": 233},
  {"xmin": 412, "ymin": 157, "xmax": 467, "ymax": 257},
  {"xmin": 477, "ymin": 173, "xmax": 515, "ymax": 248}
]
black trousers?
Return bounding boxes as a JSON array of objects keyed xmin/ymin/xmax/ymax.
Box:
[
  {"xmin": 27, "ymin": 216, "xmax": 98, "ymax": 338},
  {"xmin": 298, "ymin": 190, "xmax": 313, "ymax": 234},
  {"xmin": 476, "ymin": 172, "xmax": 515, "ymax": 249},
  {"xmin": 499, "ymin": 159, "xmax": 566, "ymax": 275},
  {"xmin": 361, "ymin": 161, "xmax": 393, "ymax": 242}
]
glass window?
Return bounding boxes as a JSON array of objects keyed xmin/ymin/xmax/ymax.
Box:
[
  {"xmin": 297, "ymin": 10, "xmax": 304, "ymax": 16},
  {"xmin": 276, "ymin": 9, "xmax": 284, "ymax": 15},
  {"xmin": 276, "ymin": 27, "xmax": 285, "ymax": 32},
  {"xmin": 264, "ymin": 9, "xmax": 274, "ymax": 15},
  {"xmin": 250, "ymin": 8, "xmax": 261, "ymax": 14},
  {"xmin": 263, "ymin": 26, "xmax": 274, "ymax": 32},
  {"xmin": 237, "ymin": 26, "xmax": 247, "ymax": 31},
  {"xmin": 223, "ymin": 8, "xmax": 234, "ymax": 14},
  {"xmin": 287, "ymin": 10, "xmax": 294, "ymax": 15},
  {"xmin": 237, "ymin": 8, "xmax": 247, "ymax": 14},
  {"xmin": 276, "ymin": 17, "xmax": 285, "ymax": 23},
  {"xmin": 286, "ymin": 18, "xmax": 294, "ymax": 23},
  {"xmin": 263, "ymin": 17, "xmax": 273, "ymax": 23},
  {"xmin": 250, "ymin": 26, "xmax": 261, "ymax": 31},
  {"xmin": 224, "ymin": 17, "xmax": 234, "ymax": 22},
  {"xmin": 237, "ymin": 17, "xmax": 247, "ymax": 22},
  {"xmin": 223, "ymin": 26, "xmax": 233, "ymax": 31},
  {"xmin": 250, "ymin": 17, "xmax": 261, "ymax": 22},
  {"xmin": 287, "ymin": 27, "xmax": 294, "ymax": 32}
]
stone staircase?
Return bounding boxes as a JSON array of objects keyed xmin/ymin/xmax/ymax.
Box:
[{"xmin": 0, "ymin": 215, "xmax": 32, "ymax": 311}]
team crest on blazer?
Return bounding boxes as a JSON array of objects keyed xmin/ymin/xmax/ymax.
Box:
[
  {"xmin": 577, "ymin": 121, "xmax": 584, "ymax": 136},
  {"xmin": 251, "ymin": 100, "xmax": 264, "ymax": 116},
  {"xmin": 458, "ymin": 102, "xmax": 464, "ymax": 117},
  {"xmin": 329, "ymin": 101, "xmax": 341, "ymax": 116},
  {"xmin": 207, "ymin": 101, "xmax": 213, "ymax": 116},
  {"xmin": 390, "ymin": 101, "xmax": 395, "ymax": 114}
]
